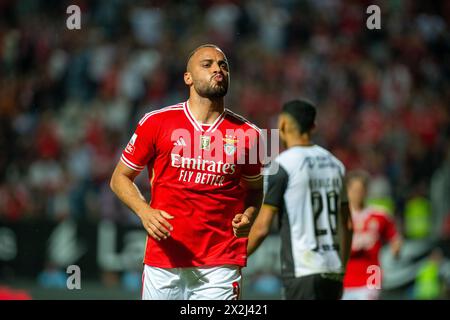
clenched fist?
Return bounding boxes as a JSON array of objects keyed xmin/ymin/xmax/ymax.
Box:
[{"xmin": 232, "ymin": 207, "xmax": 256, "ymax": 238}]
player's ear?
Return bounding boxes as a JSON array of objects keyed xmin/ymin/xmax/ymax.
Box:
[
  {"xmin": 278, "ymin": 115, "xmax": 286, "ymax": 139},
  {"xmin": 184, "ymin": 72, "xmax": 193, "ymax": 86},
  {"xmin": 278, "ymin": 114, "xmax": 284, "ymax": 130}
]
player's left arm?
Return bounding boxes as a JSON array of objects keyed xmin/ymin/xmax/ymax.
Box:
[
  {"xmin": 384, "ymin": 215, "xmax": 402, "ymax": 258},
  {"xmin": 232, "ymin": 177, "xmax": 263, "ymax": 238},
  {"xmin": 390, "ymin": 236, "xmax": 402, "ymax": 258},
  {"xmin": 232, "ymin": 129, "xmax": 264, "ymax": 238}
]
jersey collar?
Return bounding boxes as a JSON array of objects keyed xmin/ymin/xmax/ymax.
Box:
[{"xmin": 183, "ymin": 101, "xmax": 226, "ymax": 133}]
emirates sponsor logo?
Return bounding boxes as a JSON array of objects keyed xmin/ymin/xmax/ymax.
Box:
[
  {"xmin": 171, "ymin": 154, "xmax": 236, "ymax": 175},
  {"xmin": 169, "ymin": 128, "xmax": 281, "ymax": 175}
]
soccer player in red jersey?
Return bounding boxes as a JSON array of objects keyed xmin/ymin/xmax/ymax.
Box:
[
  {"xmin": 342, "ymin": 170, "xmax": 402, "ymax": 300},
  {"xmin": 110, "ymin": 44, "xmax": 264, "ymax": 300}
]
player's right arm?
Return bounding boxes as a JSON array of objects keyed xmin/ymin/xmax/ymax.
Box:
[
  {"xmin": 247, "ymin": 204, "xmax": 278, "ymax": 256},
  {"xmin": 110, "ymin": 113, "xmax": 173, "ymax": 241},
  {"xmin": 110, "ymin": 161, "xmax": 173, "ymax": 241}
]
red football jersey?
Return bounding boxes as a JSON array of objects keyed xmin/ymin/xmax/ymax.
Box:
[
  {"xmin": 343, "ymin": 208, "xmax": 398, "ymax": 287},
  {"xmin": 121, "ymin": 101, "xmax": 263, "ymax": 268}
]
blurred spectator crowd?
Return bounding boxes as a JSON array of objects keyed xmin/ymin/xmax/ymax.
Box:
[{"xmin": 0, "ymin": 0, "xmax": 449, "ymax": 238}]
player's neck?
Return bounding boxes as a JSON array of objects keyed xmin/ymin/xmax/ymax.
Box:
[
  {"xmin": 286, "ymin": 135, "xmax": 313, "ymax": 148},
  {"xmin": 187, "ymin": 96, "xmax": 224, "ymax": 124},
  {"xmin": 351, "ymin": 203, "xmax": 365, "ymax": 213}
]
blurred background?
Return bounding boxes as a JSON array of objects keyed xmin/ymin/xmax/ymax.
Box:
[{"xmin": 0, "ymin": 0, "xmax": 449, "ymax": 300}]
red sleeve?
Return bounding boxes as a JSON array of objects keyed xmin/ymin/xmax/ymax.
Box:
[
  {"xmin": 120, "ymin": 114, "xmax": 158, "ymax": 171},
  {"xmin": 382, "ymin": 214, "xmax": 398, "ymax": 242},
  {"xmin": 241, "ymin": 128, "xmax": 264, "ymax": 182}
]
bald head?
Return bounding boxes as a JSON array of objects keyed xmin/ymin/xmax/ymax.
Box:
[
  {"xmin": 186, "ymin": 44, "xmax": 227, "ymax": 72},
  {"xmin": 184, "ymin": 44, "xmax": 230, "ymax": 99}
]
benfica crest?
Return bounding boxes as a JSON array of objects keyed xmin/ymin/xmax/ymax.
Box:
[
  {"xmin": 224, "ymin": 144, "xmax": 236, "ymax": 156},
  {"xmin": 223, "ymin": 135, "xmax": 238, "ymax": 156}
]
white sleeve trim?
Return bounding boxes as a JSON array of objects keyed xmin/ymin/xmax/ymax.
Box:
[{"xmin": 121, "ymin": 154, "xmax": 145, "ymax": 171}]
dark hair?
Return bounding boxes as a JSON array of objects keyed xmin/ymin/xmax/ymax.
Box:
[
  {"xmin": 282, "ymin": 99, "xmax": 316, "ymax": 134},
  {"xmin": 345, "ymin": 170, "xmax": 370, "ymax": 188}
]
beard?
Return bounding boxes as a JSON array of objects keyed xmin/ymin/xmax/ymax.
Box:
[{"xmin": 193, "ymin": 77, "xmax": 229, "ymax": 99}]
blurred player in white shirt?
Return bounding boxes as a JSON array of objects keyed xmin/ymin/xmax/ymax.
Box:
[{"xmin": 248, "ymin": 99, "xmax": 353, "ymax": 299}]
